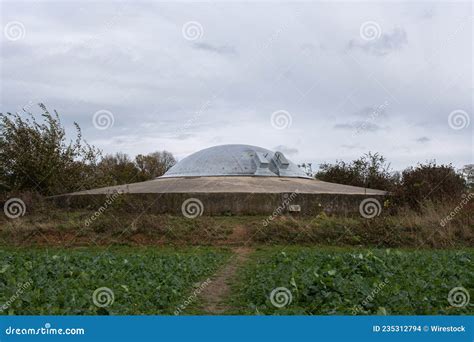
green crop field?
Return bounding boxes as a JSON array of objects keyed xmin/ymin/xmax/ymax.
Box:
[
  {"xmin": 0, "ymin": 247, "xmax": 230, "ymax": 315},
  {"xmin": 1, "ymin": 246, "xmax": 472, "ymax": 315},
  {"xmin": 228, "ymin": 247, "xmax": 474, "ymax": 315}
]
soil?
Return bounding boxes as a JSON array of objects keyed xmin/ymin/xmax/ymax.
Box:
[{"xmin": 197, "ymin": 246, "xmax": 253, "ymax": 314}]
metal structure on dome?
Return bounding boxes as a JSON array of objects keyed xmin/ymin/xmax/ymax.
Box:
[{"xmin": 160, "ymin": 144, "xmax": 311, "ymax": 179}]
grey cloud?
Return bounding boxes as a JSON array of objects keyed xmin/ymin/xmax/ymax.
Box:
[
  {"xmin": 353, "ymin": 105, "xmax": 388, "ymax": 118},
  {"xmin": 416, "ymin": 136, "xmax": 430, "ymax": 143},
  {"xmin": 192, "ymin": 43, "xmax": 237, "ymax": 56},
  {"xmin": 419, "ymin": 7, "xmax": 435, "ymax": 19},
  {"xmin": 347, "ymin": 28, "xmax": 408, "ymax": 56},
  {"xmin": 1, "ymin": 1, "xmax": 471, "ymax": 170},
  {"xmin": 334, "ymin": 121, "xmax": 383, "ymax": 132},
  {"xmin": 273, "ymin": 145, "xmax": 298, "ymax": 156},
  {"xmin": 172, "ymin": 133, "xmax": 195, "ymax": 140},
  {"xmin": 300, "ymin": 43, "xmax": 326, "ymax": 52},
  {"xmin": 341, "ymin": 143, "xmax": 366, "ymax": 150}
]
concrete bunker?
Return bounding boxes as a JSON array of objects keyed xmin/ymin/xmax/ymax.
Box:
[{"xmin": 53, "ymin": 144, "xmax": 387, "ymax": 215}]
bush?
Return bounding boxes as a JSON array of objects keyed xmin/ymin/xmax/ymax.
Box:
[
  {"xmin": 95, "ymin": 153, "xmax": 141, "ymax": 186},
  {"xmin": 0, "ymin": 104, "xmax": 100, "ymax": 195},
  {"xmin": 315, "ymin": 152, "xmax": 396, "ymax": 191},
  {"xmin": 1, "ymin": 104, "xmax": 177, "ymax": 195},
  {"xmin": 135, "ymin": 151, "xmax": 176, "ymax": 181},
  {"xmin": 314, "ymin": 154, "xmax": 468, "ymax": 209},
  {"xmin": 397, "ymin": 162, "xmax": 466, "ymax": 208},
  {"xmin": 94, "ymin": 151, "xmax": 177, "ymax": 186}
]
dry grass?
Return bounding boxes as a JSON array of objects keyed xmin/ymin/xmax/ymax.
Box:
[
  {"xmin": 0, "ymin": 199, "xmax": 472, "ymax": 248},
  {"xmin": 249, "ymin": 200, "xmax": 473, "ymax": 248},
  {"xmin": 0, "ymin": 211, "xmax": 234, "ymax": 247}
]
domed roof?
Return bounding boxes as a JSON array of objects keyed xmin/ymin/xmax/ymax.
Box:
[{"xmin": 161, "ymin": 144, "xmax": 310, "ymax": 179}]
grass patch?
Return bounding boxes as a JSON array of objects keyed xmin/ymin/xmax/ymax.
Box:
[
  {"xmin": 249, "ymin": 201, "xmax": 473, "ymax": 248},
  {"xmin": 0, "ymin": 200, "xmax": 472, "ymax": 248},
  {"xmin": 0, "ymin": 211, "xmax": 235, "ymax": 246}
]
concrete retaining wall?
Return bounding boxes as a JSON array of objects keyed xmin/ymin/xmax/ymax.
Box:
[{"xmin": 52, "ymin": 192, "xmax": 386, "ymax": 216}]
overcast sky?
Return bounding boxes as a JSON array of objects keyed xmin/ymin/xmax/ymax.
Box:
[{"xmin": 1, "ymin": 0, "xmax": 472, "ymax": 171}]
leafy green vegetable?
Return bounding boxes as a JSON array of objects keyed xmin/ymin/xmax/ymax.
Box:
[
  {"xmin": 0, "ymin": 247, "xmax": 229, "ymax": 315},
  {"xmin": 230, "ymin": 247, "xmax": 473, "ymax": 315}
]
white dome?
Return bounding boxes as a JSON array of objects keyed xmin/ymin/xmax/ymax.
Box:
[{"xmin": 161, "ymin": 144, "xmax": 310, "ymax": 178}]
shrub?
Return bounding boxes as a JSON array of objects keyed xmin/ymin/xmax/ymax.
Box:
[
  {"xmin": 0, "ymin": 104, "xmax": 177, "ymax": 195},
  {"xmin": 94, "ymin": 151, "xmax": 177, "ymax": 186},
  {"xmin": 96, "ymin": 153, "xmax": 140, "ymax": 186},
  {"xmin": 315, "ymin": 154, "xmax": 468, "ymax": 209},
  {"xmin": 315, "ymin": 152, "xmax": 396, "ymax": 191},
  {"xmin": 0, "ymin": 104, "xmax": 100, "ymax": 195},
  {"xmin": 135, "ymin": 151, "xmax": 176, "ymax": 180},
  {"xmin": 397, "ymin": 162, "xmax": 466, "ymax": 208}
]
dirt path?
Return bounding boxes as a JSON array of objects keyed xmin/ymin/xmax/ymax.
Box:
[
  {"xmin": 197, "ymin": 225, "xmax": 254, "ymax": 314},
  {"xmin": 198, "ymin": 246, "xmax": 254, "ymax": 314},
  {"xmin": 224, "ymin": 224, "xmax": 249, "ymax": 245}
]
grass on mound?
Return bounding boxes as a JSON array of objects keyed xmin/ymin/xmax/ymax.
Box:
[
  {"xmin": 0, "ymin": 200, "xmax": 472, "ymax": 248},
  {"xmin": 0, "ymin": 212, "xmax": 237, "ymax": 246},
  {"xmin": 0, "ymin": 247, "xmax": 230, "ymax": 315},
  {"xmin": 228, "ymin": 246, "xmax": 474, "ymax": 315},
  {"xmin": 250, "ymin": 201, "xmax": 473, "ymax": 248}
]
